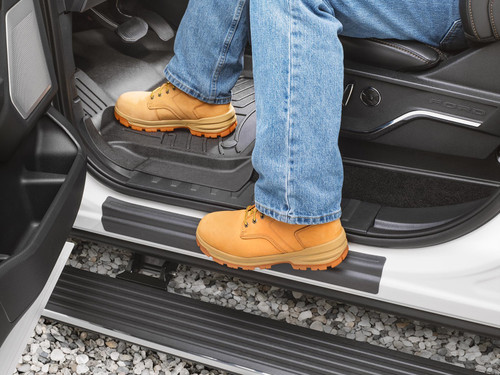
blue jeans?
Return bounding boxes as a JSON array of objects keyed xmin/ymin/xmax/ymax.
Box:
[{"xmin": 165, "ymin": 0, "xmax": 466, "ymax": 224}]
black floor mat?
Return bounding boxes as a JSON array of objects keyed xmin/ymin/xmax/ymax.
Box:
[
  {"xmin": 73, "ymin": 27, "xmax": 496, "ymax": 210},
  {"xmin": 73, "ymin": 28, "xmax": 173, "ymax": 101},
  {"xmin": 343, "ymin": 165, "xmax": 495, "ymax": 208}
]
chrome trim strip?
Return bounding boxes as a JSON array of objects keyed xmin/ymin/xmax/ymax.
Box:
[
  {"xmin": 349, "ymin": 110, "xmax": 482, "ymax": 135},
  {"xmin": 42, "ymin": 310, "xmax": 271, "ymax": 375},
  {"xmin": 342, "ymin": 83, "xmax": 355, "ymax": 107}
]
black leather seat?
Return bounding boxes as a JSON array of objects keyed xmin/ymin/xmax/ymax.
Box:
[
  {"xmin": 342, "ymin": 0, "xmax": 500, "ymax": 72},
  {"xmin": 341, "ymin": 36, "xmax": 444, "ymax": 72}
]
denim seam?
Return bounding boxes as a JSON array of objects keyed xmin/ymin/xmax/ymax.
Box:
[
  {"xmin": 284, "ymin": 0, "xmax": 293, "ymax": 217},
  {"xmin": 255, "ymin": 201, "xmax": 342, "ymax": 224},
  {"xmin": 164, "ymin": 68, "xmax": 232, "ymax": 104},
  {"xmin": 210, "ymin": 0, "xmax": 247, "ymax": 99}
]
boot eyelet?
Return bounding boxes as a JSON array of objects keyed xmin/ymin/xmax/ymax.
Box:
[
  {"xmin": 158, "ymin": 93, "xmax": 162, "ymax": 97},
  {"xmin": 252, "ymin": 219, "xmax": 257, "ymax": 224},
  {"xmin": 260, "ymin": 214, "xmax": 264, "ymax": 219},
  {"xmin": 244, "ymin": 223, "xmax": 249, "ymax": 228}
]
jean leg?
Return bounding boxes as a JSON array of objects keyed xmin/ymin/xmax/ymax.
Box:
[
  {"xmin": 332, "ymin": 0, "xmax": 462, "ymax": 47},
  {"xmin": 250, "ymin": 0, "xmax": 344, "ymax": 225},
  {"xmin": 165, "ymin": 0, "xmax": 250, "ymax": 104},
  {"xmin": 250, "ymin": 0, "xmax": 461, "ymax": 225}
]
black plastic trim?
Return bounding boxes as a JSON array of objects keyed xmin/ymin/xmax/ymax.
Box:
[
  {"xmin": 102, "ymin": 197, "xmax": 200, "ymax": 252},
  {"xmin": 47, "ymin": 267, "xmax": 476, "ymax": 375},
  {"xmin": 101, "ymin": 197, "xmax": 385, "ymax": 294},
  {"xmin": 0, "ymin": 107, "xmax": 86, "ymax": 346},
  {"xmin": 72, "ymin": 229, "xmax": 500, "ymax": 339}
]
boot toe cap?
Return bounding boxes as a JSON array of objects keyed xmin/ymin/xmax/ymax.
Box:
[
  {"xmin": 115, "ymin": 91, "xmax": 152, "ymax": 119},
  {"xmin": 196, "ymin": 211, "xmax": 242, "ymax": 249}
]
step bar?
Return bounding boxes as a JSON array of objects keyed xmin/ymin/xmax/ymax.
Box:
[{"xmin": 45, "ymin": 267, "xmax": 475, "ymax": 375}]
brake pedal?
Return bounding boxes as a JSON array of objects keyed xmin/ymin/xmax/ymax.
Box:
[{"xmin": 116, "ymin": 16, "xmax": 148, "ymax": 43}]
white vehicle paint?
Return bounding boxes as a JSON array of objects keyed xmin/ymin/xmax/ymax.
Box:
[
  {"xmin": 74, "ymin": 173, "xmax": 500, "ymax": 330},
  {"xmin": 0, "ymin": 243, "xmax": 73, "ymax": 375}
]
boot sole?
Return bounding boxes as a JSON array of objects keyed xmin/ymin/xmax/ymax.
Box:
[
  {"xmin": 196, "ymin": 229, "xmax": 349, "ymax": 271},
  {"xmin": 114, "ymin": 106, "xmax": 237, "ymax": 138}
]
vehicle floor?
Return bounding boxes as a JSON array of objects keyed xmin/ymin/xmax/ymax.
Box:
[{"xmin": 72, "ymin": 27, "xmax": 496, "ymax": 210}]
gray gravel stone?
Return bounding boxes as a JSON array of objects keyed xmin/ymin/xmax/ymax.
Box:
[
  {"xmin": 50, "ymin": 348, "xmax": 65, "ymax": 362},
  {"xmin": 13, "ymin": 317, "xmax": 227, "ymax": 375}
]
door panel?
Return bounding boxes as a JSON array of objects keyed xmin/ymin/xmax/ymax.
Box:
[
  {"xmin": 0, "ymin": 0, "xmax": 86, "ymax": 347},
  {"xmin": 0, "ymin": 0, "xmax": 58, "ymax": 161}
]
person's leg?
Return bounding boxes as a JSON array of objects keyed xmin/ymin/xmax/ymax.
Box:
[
  {"xmin": 164, "ymin": 0, "xmax": 250, "ymax": 105},
  {"xmin": 251, "ymin": 0, "xmax": 344, "ymax": 225},
  {"xmin": 197, "ymin": 0, "xmax": 349, "ymax": 271},
  {"xmin": 114, "ymin": 0, "xmax": 250, "ymax": 137},
  {"xmin": 251, "ymin": 0, "xmax": 462, "ymax": 225},
  {"xmin": 196, "ymin": 0, "xmax": 462, "ymax": 270},
  {"xmin": 334, "ymin": 0, "xmax": 463, "ymax": 48}
]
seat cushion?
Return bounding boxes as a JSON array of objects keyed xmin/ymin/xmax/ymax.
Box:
[{"xmin": 341, "ymin": 37, "xmax": 444, "ymax": 72}]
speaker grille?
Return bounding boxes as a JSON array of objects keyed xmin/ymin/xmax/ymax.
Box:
[{"xmin": 6, "ymin": 0, "xmax": 52, "ymax": 119}]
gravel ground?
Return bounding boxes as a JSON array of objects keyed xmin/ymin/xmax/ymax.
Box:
[
  {"xmin": 13, "ymin": 319, "xmax": 225, "ymax": 375},
  {"xmin": 14, "ymin": 239, "xmax": 500, "ymax": 374}
]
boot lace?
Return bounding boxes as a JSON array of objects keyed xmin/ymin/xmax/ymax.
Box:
[
  {"xmin": 243, "ymin": 205, "xmax": 265, "ymax": 227},
  {"xmin": 150, "ymin": 82, "xmax": 176, "ymax": 99}
]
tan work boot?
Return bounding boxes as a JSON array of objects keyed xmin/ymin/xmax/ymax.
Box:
[
  {"xmin": 114, "ymin": 82, "xmax": 237, "ymax": 138},
  {"xmin": 196, "ymin": 205, "xmax": 349, "ymax": 271}
]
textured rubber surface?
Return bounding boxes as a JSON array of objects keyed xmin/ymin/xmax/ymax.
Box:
[
  {"xmin": 115, "ymin": 17, "xmax": 148, "ymax": 43},
  {"xmin": 137, "ymin": 9, "xmax": 175, "ymax": 42},
  {"xmin": 46, "ymin": 268, "xmax": 476, "ymax": 375}
]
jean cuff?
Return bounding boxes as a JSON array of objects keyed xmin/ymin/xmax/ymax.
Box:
[
  {"xmin": 255, "ymin": 202, "xmax": 342, "ymax": 225},
  {"xmin": 164, "ymin": 67, "xmax": 232, "ymax": 105}
]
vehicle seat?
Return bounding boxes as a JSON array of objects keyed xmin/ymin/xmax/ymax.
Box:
[{"xmin": 340, "ymin": 37, "xmax": 446, "ymax": 72}]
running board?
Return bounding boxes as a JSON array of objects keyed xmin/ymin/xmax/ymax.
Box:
[{"xmin": 45, "ymin": 267, "xmax": 475, "ymax": 375}]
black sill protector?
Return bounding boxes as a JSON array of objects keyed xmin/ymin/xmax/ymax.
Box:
[{"xmin": 102, "ymin": 196, "xmax": 385, "ymax": 295}]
